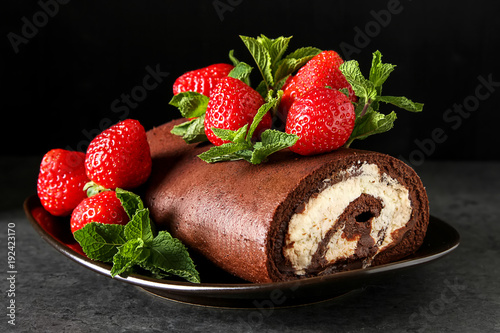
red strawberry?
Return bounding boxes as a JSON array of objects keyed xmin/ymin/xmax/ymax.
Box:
[
  {"xmin": 279, "ymin": 50, "xmax": 356, "ymax": 119},
  {"xmin": 173, "ymin": 63, "xmax": 234, "ymax": 97},
  {"xmin": 70, "ymin": 191, "xmax": 129, "ymax": 234},
  {"xmin": 85, "ymin": 119, "xmax": 152, "ymax": 190},
  {"xmin": 281, "ymin": 75, "xmax": 293, "ymax": 91},
  {"xmin": 204, "ymin": 76, "xmax": 271, "ymax": 146},
  {"xmin": 37, "ymin": 149, "xmax": 89, "ymax": 216},
  {"xmin": 285, "ymin": 87, "xmax": 355, "ymax": 156}
]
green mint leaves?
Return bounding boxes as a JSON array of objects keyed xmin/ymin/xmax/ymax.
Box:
[
  {"xmin": 73, "ymin": 188, "xmax": 200, "ymax": 283},
  {"xmin": 169, "ymin": 35, "xmax": 312, "ymax": 164},
  {"xmin": 74, "ymin": 223, "xmax": 127, "ymax": 262},
  {"xmin": 339, "ymin": 50, "xmax": 424, "ymax": 147},
  {"xmin": 170, "ymin": 115, "xmax": 207, "ymax": 144},
  {"xmin": 169, "ymin": 36, "xmax": 424, "ymax": 161},
  {"xmin": 227, "ymin": 59, "xmax": 253, "ymax": 84},
  {"xmin": 169, "ymin": 91, "xmax": 209, "ymax": 119},
  {"xmin": 239, "ymin": 35, "xmax": 321, "ymax": 97},
  {"xmin": 198, "ymin": 91, "xmax": 299, "ymax": 164},
  {"xmin": 169, "ymin": 92, "xmax": 209, "ymax": 144},
  {"xmin": 197, "ymin": 35, "xmax": 317, "ymax": 164}
]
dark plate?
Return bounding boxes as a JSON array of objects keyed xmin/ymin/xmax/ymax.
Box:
[{"xmin": 24, "ymin": 195, "xmax": 459, "ymax": 308}]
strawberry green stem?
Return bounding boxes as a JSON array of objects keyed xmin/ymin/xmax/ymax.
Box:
[{"xmin": 84, "ymin": 181, "xmax": 110, "ymax": 197}]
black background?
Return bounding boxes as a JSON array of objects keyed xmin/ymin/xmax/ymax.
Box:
[{"xmin": 2, "ymin": 0, "xmax": 499, "ymax": 163}]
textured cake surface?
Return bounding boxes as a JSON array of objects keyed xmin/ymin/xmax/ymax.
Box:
[{"xmin": 145, "ymin": 119, "xmax": 430, "ymax": 283}]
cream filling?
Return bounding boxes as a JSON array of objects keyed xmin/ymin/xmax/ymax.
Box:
[{"xmin": 283, "ymin": 162, "xmax": 412, "ymax": 275}]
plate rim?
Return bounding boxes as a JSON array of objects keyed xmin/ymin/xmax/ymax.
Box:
[{"xmin": 24, "ymin": 194, "xmax": 460, "ymax": 301}]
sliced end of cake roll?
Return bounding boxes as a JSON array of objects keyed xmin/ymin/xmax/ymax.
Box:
[{"xmin": 267, "ymin": 152, "xmax": 429, "ymax": 281}]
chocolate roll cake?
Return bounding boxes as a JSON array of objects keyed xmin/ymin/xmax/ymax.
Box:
[{"xmin": 145, "ymin": 119, "xmax": 429, "ymax": 283}]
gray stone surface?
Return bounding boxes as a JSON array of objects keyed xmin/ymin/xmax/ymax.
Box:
[{"xmin": 1, "ymin": 157, "xmax": 499, "ymax": 332}]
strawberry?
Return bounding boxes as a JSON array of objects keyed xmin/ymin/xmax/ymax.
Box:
[
  {"xmin": 37, "ymin": 149, "xmax": 89, "ymax": 216},
  {"xmin": 285, "ymin": 87, "xmax": 355, "ymax": 156},
  {"xmin": 173, "ymin": 63, "xmax": 234, "ymax": 97},
  {"xmin": 85, "ymin": 119, "xmax": 152, "ymax": 190},
  {"xmin": 204, "ymin": 76, "xmax": 271, "ymax": 146},
  {"xmin": 70, "ymin": 191, "xmax": 129, "ymax": 234},
  {"xmin": 279, "ymin": 50, "xmax": 356, "ymax": 119}
]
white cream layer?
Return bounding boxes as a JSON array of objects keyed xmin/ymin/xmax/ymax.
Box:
[{"xmin": 283, "ymin": 162, "xmax": 412, "ymax": 275}]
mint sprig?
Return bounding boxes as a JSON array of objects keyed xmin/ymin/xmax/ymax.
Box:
[
  {"xmin": 239, "ymin": 35, "xmax": 321, "ymax": 97},
  {"xmin": 73, "ymin": 223, "xmax": 127, "ymax": 262},
  {"xmin": 73, "ymin": 188, "xmax": 200, "ymax": 283},
  {"xmin": 197, "ymin": 35, "xmax": 319, "ymax": 164},
  {"xmin": 169, "ymin": 35, "xmax": 317, "ymax": 163},
  {"xmin": 169, "ymin": 92, "xmax": 209, "ymax": 144},
  {"xmin": 170, "ymin": 37, "xmax": 423, "ymax": 162},
  {"xmin": 339, "ymin": 50, "xmax": 424, "ymax": 147},
  {"xmin": 170, "ymin": 116, "xmax": 207, "ymax": 144},
  {"xmin": 198, "ymin": 90, "xmax": 298, "ymax": 164},
  {"xmin": 169, "ymin": 91, "xmax": 209, "ymax": 119},
  {"xmin": 227, "ymin": 61, "xmax": 253, "ymax": 83}
]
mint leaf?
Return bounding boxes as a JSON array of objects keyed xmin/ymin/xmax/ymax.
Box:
[
  {"xmin": 255, "ymin": 80, "xmax": 268, "ymax": 99},
  {"xmin": 284, "ymin": 46, "xmax": 322, "ymax": 63},
  {"xmin": 110, "ymin": 208, "xmax": 200, "ymax": 282},
  {"xmin": 170, "ymin": 116, "xmax": 208, "ymax": 144},
  {"xmin": 117, "ymin": 238, "xmax": 146, "ymax": 258},
  {"xmin": 169, "ymin": 91, "xmax": 209, "ymax": 142},
  {"xmin": 250, "ymin": 130, "xmax": 298, "ymax": 164},
  {"xmin": 124, "ymin": 209, "xmax": 155, "ymax": 244},
  {"xmin": 246, "ymin": 91, "xmax": 281, "ymax": 141},
  {"xmin": 253, "ymin": 35, "xmax": 320, "ymax": 90},
  {"xmin": 110, "ymin": 252, "xmax": 134, "ymax": 277},
  {"xmin": 273, "ymin": 47, "xmax": 321, "ymax": 85},
  {"xmin": 339, "ymin": 87, "xmax": 350, "ymax": 98},
  {"xmin": 256, "ymin": 35, "xmax": 292, "ymax": 71},
  {"xmin": 228, "ymin": 62, "xmax": 253, "ymax": 84},
  {"xmin": 211, "ymin": 124, "xmax": 248, "ymax": 144},
  {"xmin": 228, "ymin": 50, "xmax": 252, "ymax": 87},
  {"xmin": 345, "ymin": 109, "xmax": 397, "ymax": 147},
  {"xmin": 198, "ymin": 142, "xmax": 251, "ymax": 163},
  {"xmin": 111, "ymin": 239, "xmax": 150, "ymax": 277},
  {"xmin": 369, "ymin": 50, "xmax": 396, "ymax": 94},
  {"xmin": 260, "ymin": 128, "xmax": 299, "ymax": 146},
  {"xmin": 198, "ymin": 91, "xmax": 293, "ymax": 164},
  {"xmin": 340, "ymin": 50, "xmax": 424, "ymax": 147},
  {"xmin": 244, "ymin": 35, "xmax": 320, "ymax": 95},
  {"xmin": 117, "ymin": 188, "xmax": 155, "ymax": 244},
  {"xmin": 169, "ymin": 92, "xmax": 209, "ymax": 119},
  {"xmin": 145, "ymin": 231, "xmax": 200, "ymax": 283},
  {"xmin": 228, "ymin": 49, "xmax": 240, "ymax": 67},
  {"xmin": 138, "ymin": 263, "xmax": 173, "ymax": 280},
  {"xmin": 339, "ymin": 60, "xmax": 377, "ymax": 102},
  {"xmin": 115, "ymin": 188, "xmax": 144, "ymax": 220},
  {"xmin": 73, "ymin": 223, "xmax": 127, "ymax": 262},
  {"xmin": 378, "ymin": 96, "xmax": 424, "ymax": 112},
  {"xmin": 240, "ymin": 35, "xmax": 274, "ymax": 89}
]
